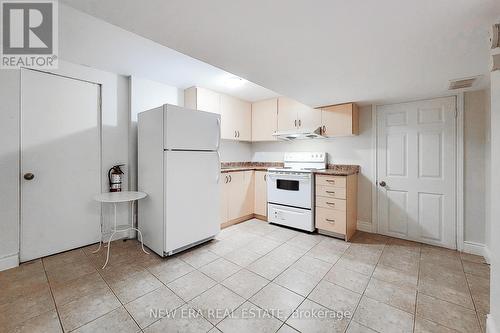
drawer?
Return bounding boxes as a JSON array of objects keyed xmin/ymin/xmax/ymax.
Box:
[
  {"xmin": 315, "ymin": 197, "xmax": 346, "ymax": 211},
  {"xmin": 316, "ymin": 176, "xmax": 346, "ymax": 188},
  {"xmin": 315, "ymin": 207, "xmax": 346, "ymax": 235},
  {"xmin": 316, "ymin": 185, "xmax": 346, "ymax": 199}
]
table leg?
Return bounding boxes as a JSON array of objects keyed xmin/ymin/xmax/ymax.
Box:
[
  {"xmin": 92, "ymin": 240, "xmax": 102, "ymax": 253},
  {"xmin": 102, "ymin": 202, "xmax": 118, "ymax": 269},
  {"xmin": 131, "ymin": 200, "xmax": 149, "ymax": 254},
  {"xmin": 133, "ymin": 227, "xmax": 149, "ymax": 254},
  {"xmin": 92, "ymin": 202, "xmax": 105, "ymax": 253}
]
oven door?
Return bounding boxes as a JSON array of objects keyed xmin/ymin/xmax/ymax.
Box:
[{"xmin": 267, "ymin": 172, "xmax": 312, "ymax": 209}]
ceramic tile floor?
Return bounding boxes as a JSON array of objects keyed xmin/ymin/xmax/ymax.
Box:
[{"xmin": 0, "ymin": 219, "xmax": 490, "ymax": 333}]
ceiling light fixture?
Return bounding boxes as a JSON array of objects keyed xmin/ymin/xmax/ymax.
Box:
[{"xmin": 223, "ymin": 76, "xmax": 247, "ymax": 89}]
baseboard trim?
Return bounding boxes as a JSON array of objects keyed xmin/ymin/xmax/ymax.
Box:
[
  {"xmin": 463, "ymin": 241, "xmax": 486, "ymax": 257},
  {"xmin": 221, "ymin": 214, "xmax": 255, "ymax": 229},
  {"xmin": 0, "ymin": 253, "xmax": 19, "ymax": 272},
  {"xmin": 253, "ymin": 214, "xmax": 267, "ymax": 221},
  {"xmin": 484, "ymin": 246, "xmax": 492, "ymax": 264},
  {"xmin": 487, "ymin": 314, "xmax": 498, "ymax": 333},
  {"xmin": 357, "ymin": 220, "xmax": 373, "ymax": 233}
]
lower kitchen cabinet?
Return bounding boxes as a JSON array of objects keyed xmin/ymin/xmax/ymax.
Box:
[
  {"xmin": 254, "ymin": 170, "xmax": 267, "ymax": 219},
  {"xmin": 315, "ymin": 174, "xmax": 358, "ymax": 241},
  {"xmin": 220, "ymin": 170, "xmax": 255, "ymax": 228}
]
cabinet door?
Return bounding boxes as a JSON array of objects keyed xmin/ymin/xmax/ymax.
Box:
[
  {"xmin": 184, "ymin": 87, "xmax": 220, "ymax": 114},
  {"xmin": 228, "ymin": 171, "xmax": 254, "ymax": 220},
  {"xmin": 242, "ymin": 170, "xmax": 255, "ymax": 216},
  {"xmin": 254, "ymin": 171, "xmax": 267, "ymax": 217},
  {"xmin": 220, "ymin": 173, "xmax": 229, "ymax": 225},
  {"xmin": 321, "ymin": 103, "xmax": 358, "ymax": 136},
  {"xmin": 277, "ymin": 97, "xmax": 299, "ymax": 132},
  {"xmin": 252, "ymin": 98, "xmax": 278, "ymax": 141},
  {"xmin": 220, "ymin": 94, "xmax": 238, "ymax": 140},
  {"xmin": 220, "ymin": 94, "xmax": 251, "ymax": 141},
  {"xmin": 198, "ymin": 88, "xmax": 221, "ymax": 114},
  {"xmin": 235, "ymin": 99, "xmax": 252, "ymax": 141},
  {"xmin": 298, "ymin": 105, "xmax": 321, "ymax": 129}
]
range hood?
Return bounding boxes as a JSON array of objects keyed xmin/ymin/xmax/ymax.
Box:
[{"xmin": 272, "ymin": 127, "xmax": 326, "ymax": 141}]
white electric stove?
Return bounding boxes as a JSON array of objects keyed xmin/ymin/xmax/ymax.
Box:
[{"xmin": 267, "ymin": 152, "xmax": 327, "ymax": 232}]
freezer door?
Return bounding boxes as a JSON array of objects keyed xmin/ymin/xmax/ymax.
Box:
[
  {"xmin": 164, "ymin": 151, "xmax": 221, "ymax": 253},
  {"xmin": 164, "ymin": 105, "xmax": 221, "ymax": 151}
]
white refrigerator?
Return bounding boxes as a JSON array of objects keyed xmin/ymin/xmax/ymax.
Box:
[{"xmin": 138, "ymin": 104, "xmax": 221, "ymax": 256}]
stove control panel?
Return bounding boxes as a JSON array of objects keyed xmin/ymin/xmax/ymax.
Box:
[{"xmin": 283, "ymin": 152, "xmax": 326, "ymax": 163}]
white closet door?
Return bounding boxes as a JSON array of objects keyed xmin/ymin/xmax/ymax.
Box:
[
  {"xmin": 21, "ymin": 69, "xmax": 101, "ymax": 262},
  {"xmin": 377, "ymin": 97, "xmax": 456, "ymax": 248}
]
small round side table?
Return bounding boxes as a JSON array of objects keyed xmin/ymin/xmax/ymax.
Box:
[{"xmin": 93, "ymin": 191, "xmax": 149, "ymax": 269}]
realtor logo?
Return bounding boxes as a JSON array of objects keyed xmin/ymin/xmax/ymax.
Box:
[{"xmin": 1, "ymin": 0, "xmax": 58, "ymax": 68}]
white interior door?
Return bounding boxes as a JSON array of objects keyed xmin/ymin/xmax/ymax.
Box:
[
  {"xmin": 377, "ymin": 97, "xmax": 456, "ymax": 248},
  {"xmin": 21, "ymin": 69, "xmax": 101, "ymax": 262}
]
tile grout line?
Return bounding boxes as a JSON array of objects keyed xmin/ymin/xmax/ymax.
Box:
[
  {"xmin": 413, "ymin": 243, "xmax": 422, "ymax": 333},
  {"xmin": 41, "ymin": 258, "xmax": 65, "ymax": 333},
  {"xmin": 80, "ymin": 242, "xmax": 144, "ymax": 332},
  {"xmin": 242, "ymin": 233, "xmax": 356, "ymax": 332},
  {"xmin": 182, "ymin": 228, "xmax": 317, "ymax": 332},
  {"xmin": 459, "ymin": 253, "xmax": 483, "ymax": 331},
  {"xmin": 264, "ymin": 239, "xmax": 331, "ymax": 332},
  {"xmin": 342, "ymin": 237, "xmax": 389, "ymax": 333},
  {"xmin": 416, "ymin": 246, "xmax": 483, "ymax": 333}
]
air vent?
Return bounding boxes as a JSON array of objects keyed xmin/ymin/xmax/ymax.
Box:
[{"xmin": 448, "ymin": 77, "xmax": 478, "ymax": 90}]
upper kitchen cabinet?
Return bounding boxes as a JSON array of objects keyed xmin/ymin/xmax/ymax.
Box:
[
  {"xmin": 277, "ymin": 97, "xmax": 321, "ymax": 132},
  {"xmin": 251, "ymin": 98, "xmax": 278, "ymax": 141},
  {"xmin": 184, "ymin": 86, "xmax": 252, "ymax": 141},
  {"xmin": 319, "ymin": 103, "xmax": 359, "ymax": 137},
  {"xmin": 184, "ymin": 86, "xmax": 220, "ymax": 114},
  {"xmin": 220, "ymin": 94, "xmax": 252, "ymax": 141}
]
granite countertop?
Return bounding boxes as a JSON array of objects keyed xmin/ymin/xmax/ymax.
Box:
[
  {"xmin": 221, "ymin": 166, "xmax": 270, "ymax": 173},
  {"xmin": 220, "ymin": 162, "xmax": 360, "ymax": 175},
  {"xmin": 220, "ymin": 162, "xmax": 283, "ymax": 173},
  {"xmin": 314, "ymin": 164, "xmax": 360, "ymax": 176}
]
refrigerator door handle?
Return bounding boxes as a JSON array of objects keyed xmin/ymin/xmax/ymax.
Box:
[
  {"xmin": 216, "ymin": 118, "xmax": 221, "ymax": 150},
  {"xmin": 216, "ymin": 151, "xmax": 221, "ymax": 183}
]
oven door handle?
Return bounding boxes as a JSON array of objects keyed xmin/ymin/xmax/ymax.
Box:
[{"xmin": 267, "ymin": 173, "xmax": 311, "ymax": 181}]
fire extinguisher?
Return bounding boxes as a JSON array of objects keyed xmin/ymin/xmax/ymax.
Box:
[{"xmin": 108, "ymin": 164, "xmax": 124, "ymax": 192}]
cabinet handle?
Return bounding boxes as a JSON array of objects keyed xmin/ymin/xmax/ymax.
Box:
[
  {"xmin": 326, "ymin": 179, "xmax": 336, "ymax": 184},
  {"xmin": 224, "ymin": 175, "xmax": 228, "ymax": 183},
  {"xmin": 294, "ymin": 119, "xmax": 297, "ymax": 128},
  {"xmin": 298, "ymin": 119, "xmax": 301, "ymax": 127},
  {"xmin": 326, "ymin": 202, "xmax": 335, "ymax": 206},
  {"xmin": 228, "ymin": 174, "xmax": 232, "ymax": 182},
  {"xmin": 264, "ymin": 174, "xmax": 267, "ymax": 181},
  {"xmin": 326, "ymin": 190, "xmax": 336, "ymax": 195},
  {"xmin": 322, "ymin": 125, "xmax": 326, "ymax": 134},
  {"xmin": 326, "ymin": 218, "xmax": 336, "ymax": 224},
  {"xmin": 237, "ymin": 131, "xmax": 240, "ymax": 138}
]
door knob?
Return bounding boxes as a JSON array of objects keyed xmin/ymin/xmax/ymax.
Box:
[
  {"xmin": 24, "ymin": 173, "xmax": 35, "ymax": 180},
  {"xmin": 379, "ymin": 181, "xmax": 386, "ymax": 187}
]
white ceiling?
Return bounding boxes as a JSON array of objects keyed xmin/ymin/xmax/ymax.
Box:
[
  {"xmin": 59, "ymin": 4, "xmax": 278, "ymax": 102},
  {"xmin": 62, "ymin": 0, "xmax": 500, "ymax": 106}
]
